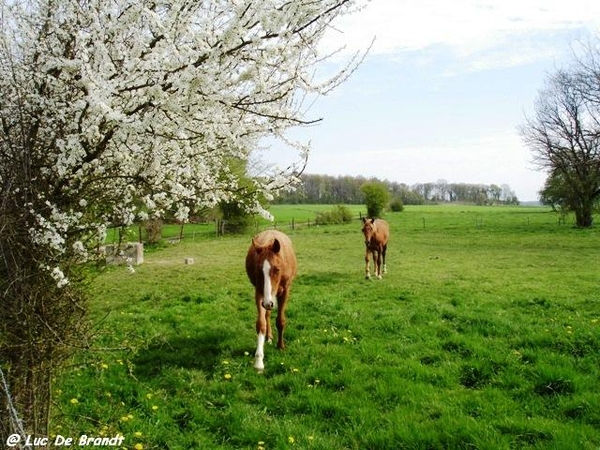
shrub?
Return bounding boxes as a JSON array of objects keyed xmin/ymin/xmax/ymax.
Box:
[
  {"xmin": 390, "ymin": 197, "xmax": 404, "ymax": 212},
  {"xmin": 360, "ymin": 182, "xmax": 390, "ymax": 218},
  {"xmin": 220, "ymin": 201, "xmax": 253, "ymax": 234},
  {"xmin": 315, "ymin": 205, "xmax": 354, "ymax": 225}
]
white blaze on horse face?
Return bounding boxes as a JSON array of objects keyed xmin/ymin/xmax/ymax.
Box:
[
  {"xmin": 261, "ymin": 259, "xmax": 277, "ymax": 310},
  {"xmin": 255, "ymin": 332, "xmax": 265, "ymax": 371}
]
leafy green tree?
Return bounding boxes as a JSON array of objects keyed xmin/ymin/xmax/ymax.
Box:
[
  {"xmin": 539, "ymin": 168, "xmax": 593, "ymax": 217},
  {"xmin": 360, "ymin": 182, "xmax": 390, "ymax": 218}
]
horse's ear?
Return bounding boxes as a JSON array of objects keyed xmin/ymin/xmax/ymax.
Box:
[
  {"xmin": 362, "ymin": 217, "xmax": 367, "ymax": 224},
  {"xmin": 370, "ymin": 218, "xmax": 376, "ymax": 224},
  {"xmin": 271, "ymin": 238, "xmax": 281, "ymax": 254},
  {"xmin": 252, "ymin": 238, "xmax": 263, "ymax": 253}
]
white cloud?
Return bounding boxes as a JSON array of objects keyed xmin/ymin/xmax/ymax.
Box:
[{"xmin": 323, "ymin": 0, "xmax": 600, "ymax": 68}]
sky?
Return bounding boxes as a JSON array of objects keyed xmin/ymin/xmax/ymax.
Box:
[{"xmin": 266, "ymin": 0, "xmax": 600, "ymax": 202}]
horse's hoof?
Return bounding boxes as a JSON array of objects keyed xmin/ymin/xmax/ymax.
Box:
[
  {"xmin": 377, "ymin": 275, "xmax": 382, "ymax": 280},
  {"xmin": 254, "ymin": 359, "xmax": 265, "ymax": 371}
]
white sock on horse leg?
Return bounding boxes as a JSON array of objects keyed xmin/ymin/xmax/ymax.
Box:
[{"xmin": 254, "ymin": 332, "xmax": 265, "ymax": 371}]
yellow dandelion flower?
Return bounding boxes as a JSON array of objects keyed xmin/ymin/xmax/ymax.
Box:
[
  {"xmin": 308, "ymin": 435, "xmax": 314, "ymax": 441},
  {"xmin": 288, "ymin": 436, "xmax": 295, "ymax": 444},
  {"xmin": 222, "ymin": 360, "xmax": 230, "ymax": 365},
  {"xmin": 70, "ymin": 398, "xmax": 78, "ymax": 405},
  {"xmin": 101, "ymin": 363, "xmax": 109, "ymax": 369},
  {"xmin": 134, "ymin": 444, "xmax": 143, "ymax": 450},
  {"xmin": 224, "ymin": 373, "xmax": 232, "ymax": 380},
  {"xmin": 292, "ymin": 368, "xmax": 299, "ymax": 373},
  {"xmin": 120, "ymin": 416, "xmax": 129, "ymax": 422},
  {"xmin": 127, "ymin": 414, "xmax": 134, "ymax": 420},
  {"xmin": 244, "ymin": 351, "xmax": 250, "ymax": 356},
  {"xmin": 134, "ymin": 432, "xmax": 143, "ymax": 437},
  {"xmin": 152, "ymin": 405, "xmax": 159, "ymax": 411},
  {"xmin": 146, "ymin": 393, "xmax": 153, "ymax": 399}
]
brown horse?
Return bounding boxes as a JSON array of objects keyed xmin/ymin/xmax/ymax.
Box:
[
  {"xmin": 245, "ymin": 229, "xmax": 297, "ymax": 371},
  {"xmin": 361, "ymin": 217, "xmax": 389, "ymax": 279}
]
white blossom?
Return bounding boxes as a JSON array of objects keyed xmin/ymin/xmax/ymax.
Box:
[
  {"xmin": 50, "ymin": 267, "xmax": 69, "ymax": 289},
  {"xmin": 0, "ymin": 0, "xmax": 366, "ymax": 287}
]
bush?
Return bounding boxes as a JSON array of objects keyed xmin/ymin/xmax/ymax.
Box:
[
  {"xmin": 361, "ymin": 182, "xmax": 390, "ymax": 218},
  {"xmin": 220, "ymin": 201, "xmax": 253, "ymax": 234},
  {"xmin": 145, "ymin": 218, "xmax": 163, "ymax": 244},
  {"xmin": 315, "ymin": 205, "xmax": 354, "ymax": 225},
  {"xmin": 390, "ymin": 197, "xmax": 404, "ymax": 212}
]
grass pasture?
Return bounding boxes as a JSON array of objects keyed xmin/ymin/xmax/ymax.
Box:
[{"xmin": 55, "ymin": 205, "xmax": 600, "ymax": 449}]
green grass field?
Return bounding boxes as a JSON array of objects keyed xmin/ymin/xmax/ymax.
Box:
[{"xmin": 55, "ymin": 205, "xmax": 600, "ymax": 449}]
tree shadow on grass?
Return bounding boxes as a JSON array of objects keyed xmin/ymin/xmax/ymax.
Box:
[{"xmin": 132, "ymin": 329, "xmax": 226, "ymax": 381}]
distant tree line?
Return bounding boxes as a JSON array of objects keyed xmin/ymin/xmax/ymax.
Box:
[{"xmin": 274, "ymin": 174, "xmax": 519, "ymax": 206}]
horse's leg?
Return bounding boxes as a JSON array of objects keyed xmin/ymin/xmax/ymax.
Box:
[
  {"xmin": 364, "ymin": 246, "xmax": 371, "ymax": 279},
  {"xmin": 275, "ymin": 289, "xmax": 288, "ymax": 350},
  {"xmin": 254, "ymin": 291, "xmax": 267, "ymax": 371},
  {"xmin": 265, "ymin": 308, "xmax": 273, "ymax": 343},
  {"xmin": 382, "ymin": 243, "xmax": 387, "ymax": 274},
  {"xmin": 375, "ymin": 248, "xmax": 383, "ymax": 279}
]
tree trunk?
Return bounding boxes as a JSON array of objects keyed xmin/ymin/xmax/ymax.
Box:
[{"xmin": 574, "ymin": 204, "xmax": 594, "ymax": 228}]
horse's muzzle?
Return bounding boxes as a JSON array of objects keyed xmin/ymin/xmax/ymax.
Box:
[{"xmin": 262, "ymin": 300, "xmax": 275, "ymax": 310}]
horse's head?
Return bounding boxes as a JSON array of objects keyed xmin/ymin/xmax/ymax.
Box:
[
  {"xmin": 361, "ymin": 217, "xmax": 377, "ymax": 246},
  {"xmin": 252, "ymin": 237, "xmax": 284, "ymax": 310}
]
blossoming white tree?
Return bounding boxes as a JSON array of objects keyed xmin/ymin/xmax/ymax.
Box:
[{"xmin": 0, "ymin": 0, "xmax": 366, "ymax": 437}]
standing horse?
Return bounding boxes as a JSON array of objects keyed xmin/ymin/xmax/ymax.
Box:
[
  {"xmin": 245, "ymin": 230, "xmax": 297, "ymax": 371},
  {"xmin": 361, "ymin": 217, "xmax": 389, "ymax": 279}
]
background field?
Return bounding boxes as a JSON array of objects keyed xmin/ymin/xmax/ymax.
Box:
[{"xmin": 55, "ymin": 205, "xmax": 600, "ymax": 449}]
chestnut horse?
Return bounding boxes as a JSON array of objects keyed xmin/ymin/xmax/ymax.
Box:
[
  {"xmin": 361, "ymin": 217, "xmax": 389, "ymax": 279},
  {"xmin": 245, "ymin": 230, "xmax": 297, "ymax": 371}
]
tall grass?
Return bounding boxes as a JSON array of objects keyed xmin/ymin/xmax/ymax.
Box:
[{"xmin": 54, "ymin": 205, "xmax": 599, "ymax": 449}]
